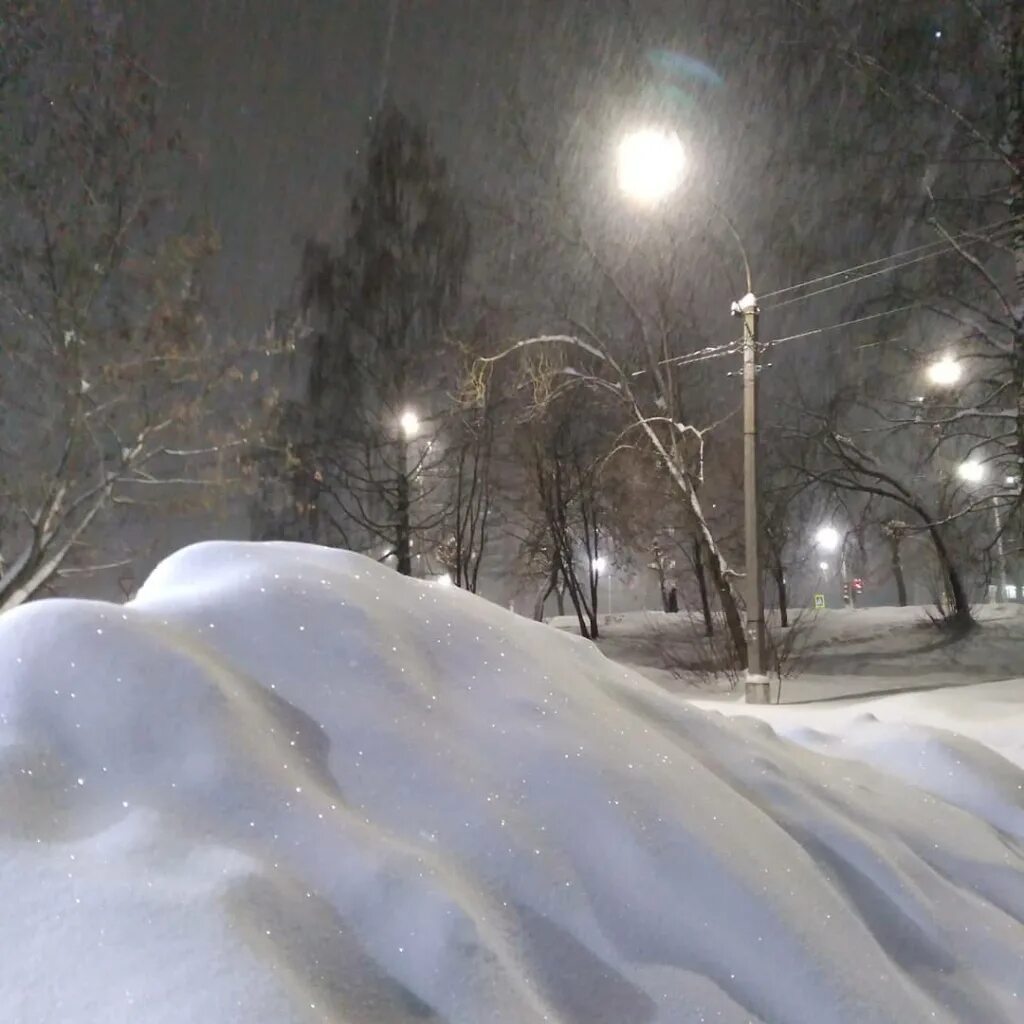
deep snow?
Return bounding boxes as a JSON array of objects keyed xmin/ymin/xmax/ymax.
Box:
[
  {"xmin": 554, "ymin": 604, "xmax": 1024, "ymax": 703},
  {"xmin": 1, "ymin": 541, "xmax": 1022, "ymax": 1023}
]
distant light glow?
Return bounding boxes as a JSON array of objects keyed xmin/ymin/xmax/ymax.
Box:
[
  {"xmin": 926, "ymin": 356, "xmax": 962, "ymax": 387},
  {"xmin": 617, "ymin": 128, "xmax": 685, "ymax": 204},
  {"xmin": 815, "ymin": 526, "xmax": 840, "ymax": 552},
  {"xmin": 399, "ymin": 409, "xmax": 420, "ymax": 438},
  {"xmin": 435, "ymin": 573, "xmax": 452, "ymax": 587},
  {"xmin": 958, "ymin": 460, "xmax": 986, "ymax": 484},
  {"xmin": 819, "ymin": 561, "xmax": 829, "ymax": 573},
  {"xmin": 591, "ymin": 556, "xmax": 607, "ymax": 574}
]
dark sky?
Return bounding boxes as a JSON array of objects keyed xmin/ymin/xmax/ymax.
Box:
[
  {"xmin": 131, "ymin": 0, "xmax": 958, "ymax": 362},
  {"xmin": 135, "ymin": 1, "xmax": 615, "ymax": 333}
]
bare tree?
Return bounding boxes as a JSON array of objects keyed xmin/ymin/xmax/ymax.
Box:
[{"xmin": 0, "ymin": 5, "xmax": 244, "ymax": 611}]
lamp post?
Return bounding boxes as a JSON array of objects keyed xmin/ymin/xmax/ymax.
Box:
[
  {"xmin": 395, "ymin": 408, "xmax": 420, "ymax": 576},
  {"xmin": 616, "ymin": 127, "xmax": 766, "ymax": 702},
  {"xmin": 815, "ymin": 525, "xmax": 850, "ymax": 606},
  {"xmin": 957, "ymin": 459, "xmax": 1009, "ymax": 602},
  {"xmin": 591, "ymin": 555, "xmax": 611, "ymax": 615}
]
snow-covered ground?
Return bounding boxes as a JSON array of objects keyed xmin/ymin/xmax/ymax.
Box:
[
  {"xmin": 1, "ymin": 541, "xmax": 1022, "ymax": 1022},
  {"xmin": 553, "ymin": 604, "xmax": 1024, "ymax": 703}
]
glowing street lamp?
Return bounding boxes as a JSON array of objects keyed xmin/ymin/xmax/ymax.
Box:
[
  {"xmin": 818, "ymin": 561, "xmax": 829, "ymax": 573},
  {"xmin": 591, "ymin": 556, "xmax": 610, "ymax": 614},
  {"xmin": 399, "ymin": 409, "xmax": 420, "ymax": 439},
  {"xmin": 957, "ymin": 458, "xmax": 1010, "ymax": 601},
  {"xmin": 926, "ymin": 356, "xmax": 962, "ymax": 387},
  {"xmin": 957, "ymin": 459, "xmax": 986, "ymax": 484},
  {"xmin": 815, "ymin": 526, "xmax": 840, "ymax": 552},
  {"xmin": 616, "ymin": 128, "xmax": 686, "ymax": 204}
]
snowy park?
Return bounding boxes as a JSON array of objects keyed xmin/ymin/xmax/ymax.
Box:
[
  {"xmin": 3, "ymin": 2, "xmax": 1024, "ymax": 1021},
  {"xmin": 1, "ymin": 541, "xmax": 1022, "ymax": 1023}
]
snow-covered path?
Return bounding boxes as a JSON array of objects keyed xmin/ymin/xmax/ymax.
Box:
[{"xmin": 1, "ymin": 542, "xmax": 1022, "ymax": 1023}]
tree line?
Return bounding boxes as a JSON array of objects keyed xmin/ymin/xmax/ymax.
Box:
[{"xmin": 1, "ymin": 1, "xmax": 1020, "ymax": 661}]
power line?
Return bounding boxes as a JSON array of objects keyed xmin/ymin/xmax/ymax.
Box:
[
  {"xmin": 763, "ymin": 303, "xmax": 918, "ymax": 351},
  {"xmin": 630, "ymin": 302, "xmax": 916, "ymax": 379},
  {"xmin": 759, "ymin": 216, "xmax": 1021, "ymax": 310}
]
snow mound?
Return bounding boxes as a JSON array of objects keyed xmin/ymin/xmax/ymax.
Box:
[{"xmin": 1, "ymin": 541, "xmax": 1023, "ymax": 1023}]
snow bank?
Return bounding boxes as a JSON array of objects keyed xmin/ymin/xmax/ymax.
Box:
[{"xmin": 1, "ymin": 541, "xmax": 1022, "ymax": 1023}]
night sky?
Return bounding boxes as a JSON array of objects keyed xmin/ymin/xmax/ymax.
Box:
[
  {"xmin": 131, "ymin": 2, "xmax": 844, "ymax": 336},
  {"xmin": 129, "ymin": 0, "xmax": 964, "ymax": 405}
]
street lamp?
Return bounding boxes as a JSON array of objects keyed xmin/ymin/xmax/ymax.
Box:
[
  {"xmin": 815, "ymin": 526, "xmax": 840, "ymax": 552},
  {"xmin": 957, "ymin": 459, "xmax": 986, "ymax": 484},
  {"xmin": 616, "ymin": 128, "xmax": 685, "ymax": 204},
  {"xmin": 591, "ymin": 556, "xmax": 612, "ymax": 614},
  {"xmin": 816, "ymin": 526, "xmax": 851, "ymax": 606},
  {"xmin": 616, "ymin": 127, "xmax": 766, "ymax": 701},
  {"xmin": 394, "ymin": 408, "xmax": 421, "ymax": 576},
  {"xmin": 926, "ymin": 355, "xmax": 962, "ymax": 387},
  {"xmin": 958, "ymin": 458, "xmax": 1009, "ymax": 601},
  {"xmin": 399, "ymin": 409, "xmax": 420, "ymax": 439}
]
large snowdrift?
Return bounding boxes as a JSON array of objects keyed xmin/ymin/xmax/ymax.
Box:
[{"xmin": 1, "ymin": 541, "xmax": 1022, "ymax": 1023}]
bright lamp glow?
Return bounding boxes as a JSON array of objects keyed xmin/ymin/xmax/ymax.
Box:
[
  {"xmin": 435, "ymin": 573, "xmax": 452, "ymax": 587},
  {"xmin": 617, "ymin": 128, "xmax": 685, "ymax": 203},
  {"xmin": 399, "ymin": 410, "xmax": 420, "ymax": 438},
  {"xmin": 591, "ymin": 556, "xmax": 607, "ymax": 574},
  {"xmin": 819, "ymin": 561, "xmax": 829, "ymax": 573},
  {"xmin": 957, "ymin": 459, "xmax": 986, "ymax": 484},
  {"xmin": 926, "ymin": 356, "xmax": 962, "ymax": 387},
  {"xmin": 815, "ymin": 526, "xmax": 840, "ymax": 552}
]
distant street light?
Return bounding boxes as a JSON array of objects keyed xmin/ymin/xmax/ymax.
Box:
[
  {"xmin": 958, "ymin": 458, "xmax": 1008, "ymax": 600},
  {"xmin": 926, "ymin": 355, "xmax": 962, "ymax": 387},
  {"xmin": 617, "ymin": 128, "xmax": 685, "ymax": 204},
  {"xmin": 399, "ymin": 409, "xmax": 420, "ymax": 439},
  {"xmin": 957, "ymin": 459, "xmax": 986, "ymax": 484},
  {"xmin": 435, "ymin": 573, "xmax": 452, "ymax": 587},
  {"xmin": 819, "ymin": 561, "xmax": 829, "ymax": 573},
  {"xmin": 815, "ymin": 526, "xmax": 840, "ymax": 552},
  {"xmin": 591, "ymin": 556, "xmax": 611, "ymax": 614},
  {"xmin": 815, "ymin": 526, "xmax": 852, "ymax": 606}
]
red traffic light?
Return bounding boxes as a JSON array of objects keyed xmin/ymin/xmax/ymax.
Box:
[{"xmin": 851, "ymin": 578, "xmax": 864, "ymax": 592}]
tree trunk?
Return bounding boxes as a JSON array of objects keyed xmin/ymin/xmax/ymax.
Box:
[
  {"xmin": 533, "ymin": 560, "xmax": 558, "ymax": 621},
  {"xmin": 889, "ymin": 539, "xmax": 908, "ymax": 607},
  {"xmin": 636, "ymin": 420, "xmax": 746, "ymax": 666},
  {"xmin": 693, "ymin": 536, "xmax": 714, "ymax": 637},
  {"xmin": 395, "ymin": 475, "xmax": 412, "ymax": 576},
  {"xmin": 926, "ymin": 522, "xmax": 972, "ymax": 628},
  {"xmin": 773, "ymin": 561, "xmax": 789, "ymax": 628},
  {"xmin": 560, "ymin": 564, "xmax": 592, "ymax": 639}
]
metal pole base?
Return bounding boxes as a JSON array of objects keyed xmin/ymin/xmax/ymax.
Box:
[{"xmin": 745, "ymin": 678, "xmax": 771, "ymax": 704}]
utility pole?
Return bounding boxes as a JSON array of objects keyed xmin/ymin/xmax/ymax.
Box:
[
  {"xmin": 733, "ymin": 291, "xmax": 769, "ymax": 703},
  {"xmin": 992, "ymin": 497, "xmax": 1009, "ymax": 602}
]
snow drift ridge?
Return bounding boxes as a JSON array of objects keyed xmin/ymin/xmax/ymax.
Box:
[{"xmin": 0, "ymin": 541, "xmax": 1021, "ymax": 1023}]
